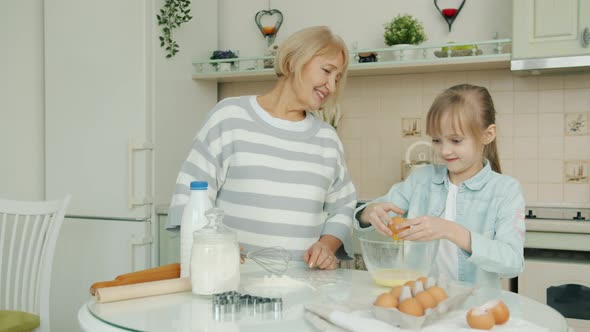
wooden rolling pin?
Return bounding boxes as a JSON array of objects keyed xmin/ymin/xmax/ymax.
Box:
[{"xmin": 89, "ymin": 263, "xmax": 180, "ymax": 295}]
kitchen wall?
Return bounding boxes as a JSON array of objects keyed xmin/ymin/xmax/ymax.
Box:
[
  {"xmin": 219, "ymin": 70, "xmax": 590, "ymax": 206},
  {"xmin": 0, "ymin": 0, "xmax": 217, "ymax": 205},
  {"xmin": 0, "ymin": 1, "xmax": 45, "ymax": 200},
  {"xmin": 215, "ymin": 0, "xmax": 589, "ymax": 207},
  {"xmin": 218, "ymin": 0, "xmax": 512, "ymax": 57}
]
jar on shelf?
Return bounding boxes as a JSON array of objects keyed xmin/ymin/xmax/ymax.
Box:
[
  {"xmin": 190, "ymin": 208, "xmax": 240, "ymax": 295},
  {"xmin": 264, "ymin": 44, "xmax": 279, "ymax": 69}
]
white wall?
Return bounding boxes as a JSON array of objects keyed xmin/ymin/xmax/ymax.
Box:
[
  {"xmin": 0, "ymin": 0, "xmax": 217, "ymax": 205},
  {"xmin": 154, "ymin": 0, "xmax": 218, "ymax": 206},
  {"xmin": 0, "ymin": 0, "xmax": 45, "ymax": 200},
  {"xmin": 219, "ymin": 0, "xmax": 512, "ymax": 57}
]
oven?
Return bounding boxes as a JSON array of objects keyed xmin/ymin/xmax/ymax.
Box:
[{"xmin": 519, "ymin": 206, "xmax": 590, "ymax": 332}]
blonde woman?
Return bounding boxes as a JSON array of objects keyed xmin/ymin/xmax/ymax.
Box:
[{"xmin": 168, "ymin": 26, "xmax": 356, "ymax": 270}]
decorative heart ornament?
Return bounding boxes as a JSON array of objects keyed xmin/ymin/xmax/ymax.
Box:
[
  {"xmin": 433, "ymin": 0, "xmax": 466, "ymax": 32},
  {"xmin": 254, "ymin": 9, "xmax": 284, "ymax": 37}
]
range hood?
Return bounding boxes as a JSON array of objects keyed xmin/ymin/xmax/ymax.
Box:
[{"xmin": 511, "ymin": 55, "xmax": 590, "ymax": 75}]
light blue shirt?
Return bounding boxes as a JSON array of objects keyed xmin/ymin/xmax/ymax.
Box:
[{"xmin": 354, "ymin": 160, "xmax": 526, "ymax": 289}]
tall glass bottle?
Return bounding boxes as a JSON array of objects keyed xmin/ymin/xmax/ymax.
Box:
[{"xmin": 180, "ymin": 181, "xmax": 212, "ymax": 277}]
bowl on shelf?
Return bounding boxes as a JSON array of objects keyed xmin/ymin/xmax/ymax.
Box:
[{"xmin": 359, "ymin": 231, "xmax": 438, "ymax": 287}]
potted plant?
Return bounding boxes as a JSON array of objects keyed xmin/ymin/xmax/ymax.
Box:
[
  {"xmin": 210, "ymin": 50, "xmax": 238, "ymax": 72},
  {"xmin": 383, "ymin": 14, "xmax": 427, "ymax": 46}
]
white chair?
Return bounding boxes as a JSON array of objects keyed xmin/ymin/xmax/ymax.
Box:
[{"xmin": 0, "ymin": 195, "xmax": 70, "ymax": 332}]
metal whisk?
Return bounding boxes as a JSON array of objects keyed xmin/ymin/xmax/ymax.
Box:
[{"xmin": 243, "ymin": 246, "xmax": 292, "ymax": 275}]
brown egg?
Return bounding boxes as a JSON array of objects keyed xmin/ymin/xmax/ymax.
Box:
[
  {"xmin": 374, "ymin": 292, "xmax": 398, "ymax": 308},
  {"xmin": 414, "ymin": 290, "xmax": 438, "ymax": 309},
  {"xmin": 389, "ymin": 286, "xmax": 403, "ymax": 300},
  {"xmin": 399, "ymin": 298, "xmax": 424, "ymax": 316},
  {"xmin": 466, "ymin": 308, "xmax": 495, "ymax": 330},
  {"xmin": 487, "ymin": 300, "xmax": 510, "ymax": 324},
  {"xmin": 426, "ymin": 285, "xmax": 448, "ymax": 303},
  {"xmin": 388, "ymin": 216, "xmax": 408, "ymax": 241}
]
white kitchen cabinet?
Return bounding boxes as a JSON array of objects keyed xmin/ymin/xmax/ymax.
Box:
[{"xmin": 513, "ymin": 0, "xmax": 590, "ymax": 59}]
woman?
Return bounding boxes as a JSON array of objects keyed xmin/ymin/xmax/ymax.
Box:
[{"xmin": 168, "ymin": 26, "xmax": 356, "ymax": 270}]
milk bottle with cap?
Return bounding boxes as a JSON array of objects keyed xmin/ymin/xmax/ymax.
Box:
[{"xmin": 180, "ymin": 181, "xmax": 212, "ymax": 277}]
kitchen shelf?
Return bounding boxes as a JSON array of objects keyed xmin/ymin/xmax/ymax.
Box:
[{"xmin": 193, "ymin": 39, "xmax": 512, "ymax": 83}]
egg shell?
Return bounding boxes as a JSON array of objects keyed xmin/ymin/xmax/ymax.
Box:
[
  {"xmin": 487, "ymin": 300, "xmax": 510, "ymax": 324},
  {"xmin": 466, "ymin": 308, "xmax": 495, "ymax": 330},
  {"xmin": 412, "ymin": 280, "xmax": 425, "ymax": 297},
  {"xmin": 416, "ymin": 276, "xmax": 427, "ymax": 286},
  {"xmin": 374, "ymin": 292, "xmax": 398, "ymax": 308},
  {"xmin": 389, "ymin": 286, "xmax": 403, "ymax": 300},
  {"xmin": 414, "ymin": 290, "xmax": 438, "ymax": 309},
  {"xmin": 399, "ymin": 285, "xmax": 413, "ymax": 302},
  {"xmin": 404, "ymin": 280, "xmax": 416, "ymax": 290},
  {"xmin": 426, "ymin": 285, "xmax": 448, "ymax": 303},
  {"xmin": 399, "ymin": 298, "xmax": 424, "ymax": 317}
]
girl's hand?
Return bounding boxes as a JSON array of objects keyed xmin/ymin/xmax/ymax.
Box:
[
  {"xmin": 396, "ymin": 216, "xmax": 453, "ymax": 241},
  {"xmin": 303, "ymin": 241, "xmax": 339, "ymax": 270},
  {"xmin": 360, "ymin": 203, "xmax": 405, "ymax": 237}
]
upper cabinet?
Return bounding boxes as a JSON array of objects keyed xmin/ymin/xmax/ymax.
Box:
[{"xmin": 513, "ymin": 0, "xmax": 590, "ymax": 59}]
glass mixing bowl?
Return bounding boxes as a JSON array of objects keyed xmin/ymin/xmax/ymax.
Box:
[{"xmin": 359, "ymin": 231, "xmax": 438, "ymax": 287}]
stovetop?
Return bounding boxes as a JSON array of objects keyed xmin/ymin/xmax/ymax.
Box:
[{"xmin": 525, "ymin": 206, "xmax": 589, "ymax": 222}]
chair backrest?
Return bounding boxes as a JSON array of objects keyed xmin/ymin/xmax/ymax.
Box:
[{"xmin": 0, "ymin": 195, "xmax": 70, "ymax": 332}]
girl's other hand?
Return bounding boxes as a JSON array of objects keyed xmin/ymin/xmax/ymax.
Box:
[
  {"xmin": 396, "ymin": 216, "xmax": 452, "ymax": 241},
  {"xmin": 361, "ymin": 203, "xmax": 405, "ymax": 237}
]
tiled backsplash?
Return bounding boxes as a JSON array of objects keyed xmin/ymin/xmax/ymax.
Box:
[{"xmin": 219, "ymin": 69, "xmax": 590, "ymax": 206}]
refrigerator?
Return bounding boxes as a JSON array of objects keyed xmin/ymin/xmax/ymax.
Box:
[
  {"xmin": 43, "ymin": 0, "xmax": 218, "ymax": 329},
  {"xmin": 44, "ymin": 1, "xmax": 155, "ymax": 331}
]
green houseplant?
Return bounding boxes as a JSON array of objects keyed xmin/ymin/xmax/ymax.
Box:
[
  {"xmin": 383, "ymin": 14, "xmax": 427, "ymax": 46},
  {"xmin": 157, "ymin": 0, "xmax": 192, "ymax": 58}
]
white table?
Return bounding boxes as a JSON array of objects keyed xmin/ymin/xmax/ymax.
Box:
[{"xmin": 79, "ymin": 263, "xmax": 569, "ymax": 332}]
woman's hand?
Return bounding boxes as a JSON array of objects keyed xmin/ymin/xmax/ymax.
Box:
[
  {"xmin": 360, "ymin": 203, "xmax": 405, "ymax": 237},
  {"xmin": 303, "ymin": 241, "xmax": 339, "ymax": 270}
]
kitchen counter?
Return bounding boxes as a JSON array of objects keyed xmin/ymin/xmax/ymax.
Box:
[
  {"xmin": 525, "ymin": 219, "xmax": 590, "ymax": 234},
  {"xmin": 156, "ymin": 205, "xmax": 590, "ymax": 255},
  {"xmin": 525, "ymin": 219, "xmax": 590, "ymax": 252}
]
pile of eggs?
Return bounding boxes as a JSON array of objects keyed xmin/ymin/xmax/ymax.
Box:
[
  {"xmin": 466, "ymin": 299, "xmax": 510, "ymax": 329},
  {"xmin": 373, "ymin": 276, "xmax": 448, "ymax": 317}
]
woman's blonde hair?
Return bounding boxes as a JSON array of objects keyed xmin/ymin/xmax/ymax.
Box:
[
  {"xmin": 426, "ymin": 84, "xmax": 502, "ymax": 173},
  {"xmin": 274, "ymin": 26, "xmax": 349, "ymax": 110}
]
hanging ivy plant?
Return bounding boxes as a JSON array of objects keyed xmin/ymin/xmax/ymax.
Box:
[{"xmin": 157, "ymin": 0, "xmax": 193, "ymax": 58}]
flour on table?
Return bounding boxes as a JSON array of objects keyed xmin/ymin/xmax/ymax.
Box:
[{"xmin": 243, "ymin": 274, "xmax": 314, "ymax": 296}]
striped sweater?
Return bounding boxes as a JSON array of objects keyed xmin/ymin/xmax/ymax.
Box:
[{"xmin": 167, "ymin": 96, "xmax": 357, "ymax": 260}]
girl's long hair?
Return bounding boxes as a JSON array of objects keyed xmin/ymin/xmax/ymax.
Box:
[{"xmin": 426, "ymin": 84, "xmax": 502, "ymax": 173}]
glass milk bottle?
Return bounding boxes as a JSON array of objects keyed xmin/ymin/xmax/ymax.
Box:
[
  {"xmin": 180, "ymin": 181, "xmax": 212, "ymax": 278},
  {"xmin": 190, "ymin": 208, "xmax": 240, "ymax": 295}
]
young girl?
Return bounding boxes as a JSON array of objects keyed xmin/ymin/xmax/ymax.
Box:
[{"xmin": 355, "ymin": 84, "xmax": 525, "ymax": 289}]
